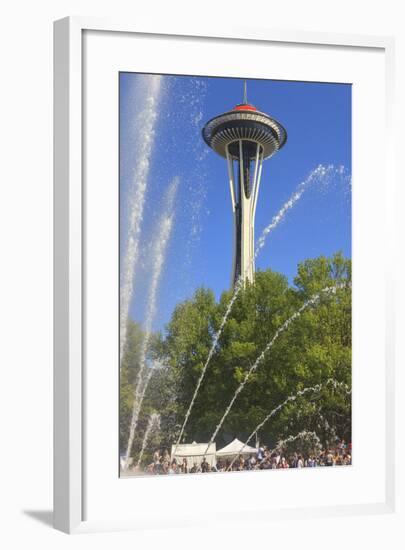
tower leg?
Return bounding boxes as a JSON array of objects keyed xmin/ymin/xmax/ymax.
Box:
[
  {"xmin": 238, "ymin": 140, "xmax": 255, "ymax": 285},
  {"xmin": 226, "ymin": 141, "xmax": 264, "ymax": 288}
]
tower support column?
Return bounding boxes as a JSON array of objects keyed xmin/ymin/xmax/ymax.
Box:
[
  {"xmin": 226, "ymin": 140, "xmax": 264, "ymax": 286},
  {"xmin": 239, "ymin": 140, "xmax": 255, "ymax": 285}
]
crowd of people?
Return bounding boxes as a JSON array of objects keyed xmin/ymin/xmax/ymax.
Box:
[{"xmin": 140, "ymin": 439, "xmax": 352, "ymax": 475}]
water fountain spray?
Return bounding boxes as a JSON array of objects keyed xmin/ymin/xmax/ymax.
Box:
[
  {"xmin": 254, "ymin": 164, "xmax": 344, "ymax": 257},
  {"xmin": 203, "ymin": 283, "xmax": 348, "ymax": 459},
  {"xmin": 172, "ymin": 165, "xmax": 347, "ymax": 457},
  {"xmin": 120, "ymin": 75, "xmax": 164, "ymax": 365},
  {"xmin": 275, "ymin": 430, "xmax": 322, "ymax": 453},
  {"xmin": 227, "ymin": 378, "xmax": 350, "ymax": 470},
  {"xmin": 124, "ymin": 178, "xmax": 179, "ymax": 469},
  {"xmin": 137, "ymin": 413, "xmax": 161, "ymax": 467}
]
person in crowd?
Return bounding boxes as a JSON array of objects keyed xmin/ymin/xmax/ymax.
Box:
[
  {"xmin": 180, "ymin": 457, "xmax": 189, "ymax": 473},
  {"xmin": 245, "ymin": 454, "xmax": 255, "ymax": 470},
  {"xmin": 278, "ymin": 456, "xmax": 289, "ymax": 469},
  {"xmin": 190, "ymin": 462, "xmax": 199, "ymax": 473},
  {"xmin": 153, "ymin": 449, "xmax": 161, "ymax": 465},
  {"xmin": 338, "ymin": 439, "xmax": 347, "ymax": 454},
  {"xmin": 162, "ymin": 449, "xmax": 170, "ymax": 463},
  {"xmin": 216, "ymin": 458, "xmax": 225, "ymax": 472},
  {"xmin": 325, "ymin": 450, "xmax": 334, "ymax": 466},
  {"xmin": 306, "ymin": 455, "xmax": 315, "ymax": 467},
  {"xmin": 200, "ymin": 457, "xmax": 209, "ymax": 473},
  {"xmin": 237, "ymin": 455, "xmax": 245, "ymax": 471}
]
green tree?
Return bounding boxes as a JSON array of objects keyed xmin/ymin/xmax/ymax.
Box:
[{"xmin": 120, "ymin": 253, "xmax": 352, "ymax": 463}]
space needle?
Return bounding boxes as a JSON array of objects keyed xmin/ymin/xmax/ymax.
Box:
[{"xmin": 202, "ymin": 82, "xmax": 287, "ymax": 286}]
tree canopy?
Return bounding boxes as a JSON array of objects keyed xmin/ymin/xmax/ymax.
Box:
[{"xmin": 120, "ymin": 252, "xmax": 351, "ymax": 465}]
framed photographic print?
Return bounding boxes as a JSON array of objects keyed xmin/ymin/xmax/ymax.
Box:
[{"xmin": 54, "ymin": 17, "xmax": 398, "ymax": 535}]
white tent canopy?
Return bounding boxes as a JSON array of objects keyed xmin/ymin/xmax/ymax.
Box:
[
  {"xmin": 171, "ymin": 442, "xmax": 216, "ymax": 467},
  {"xmin": 216, "ymin": 438, "xmax": 257, "ymax": 458}
]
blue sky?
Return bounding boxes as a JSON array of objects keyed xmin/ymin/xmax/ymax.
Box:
[{"xmin": 120, "ymin": 73, "xmax": 351, "ymax": 333}]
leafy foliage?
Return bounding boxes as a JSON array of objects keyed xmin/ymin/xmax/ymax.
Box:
[{"xmin": 120, "ymin": 253, "xmax": 351, "ymax": 464}]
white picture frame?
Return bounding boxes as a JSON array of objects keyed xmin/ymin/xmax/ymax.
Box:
[{"xmin": 54, "ymin": 16, "xmax": 398, "ymax": 535}]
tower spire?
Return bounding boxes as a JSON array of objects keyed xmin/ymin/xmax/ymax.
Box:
[{"xmin": 243, "ymin": 79, "xmax": 248, "ymax": 104}]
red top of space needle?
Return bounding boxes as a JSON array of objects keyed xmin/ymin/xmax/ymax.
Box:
[{"xmin": 232, "ymin": 103, "xmax": 258, "ymax": 112}]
